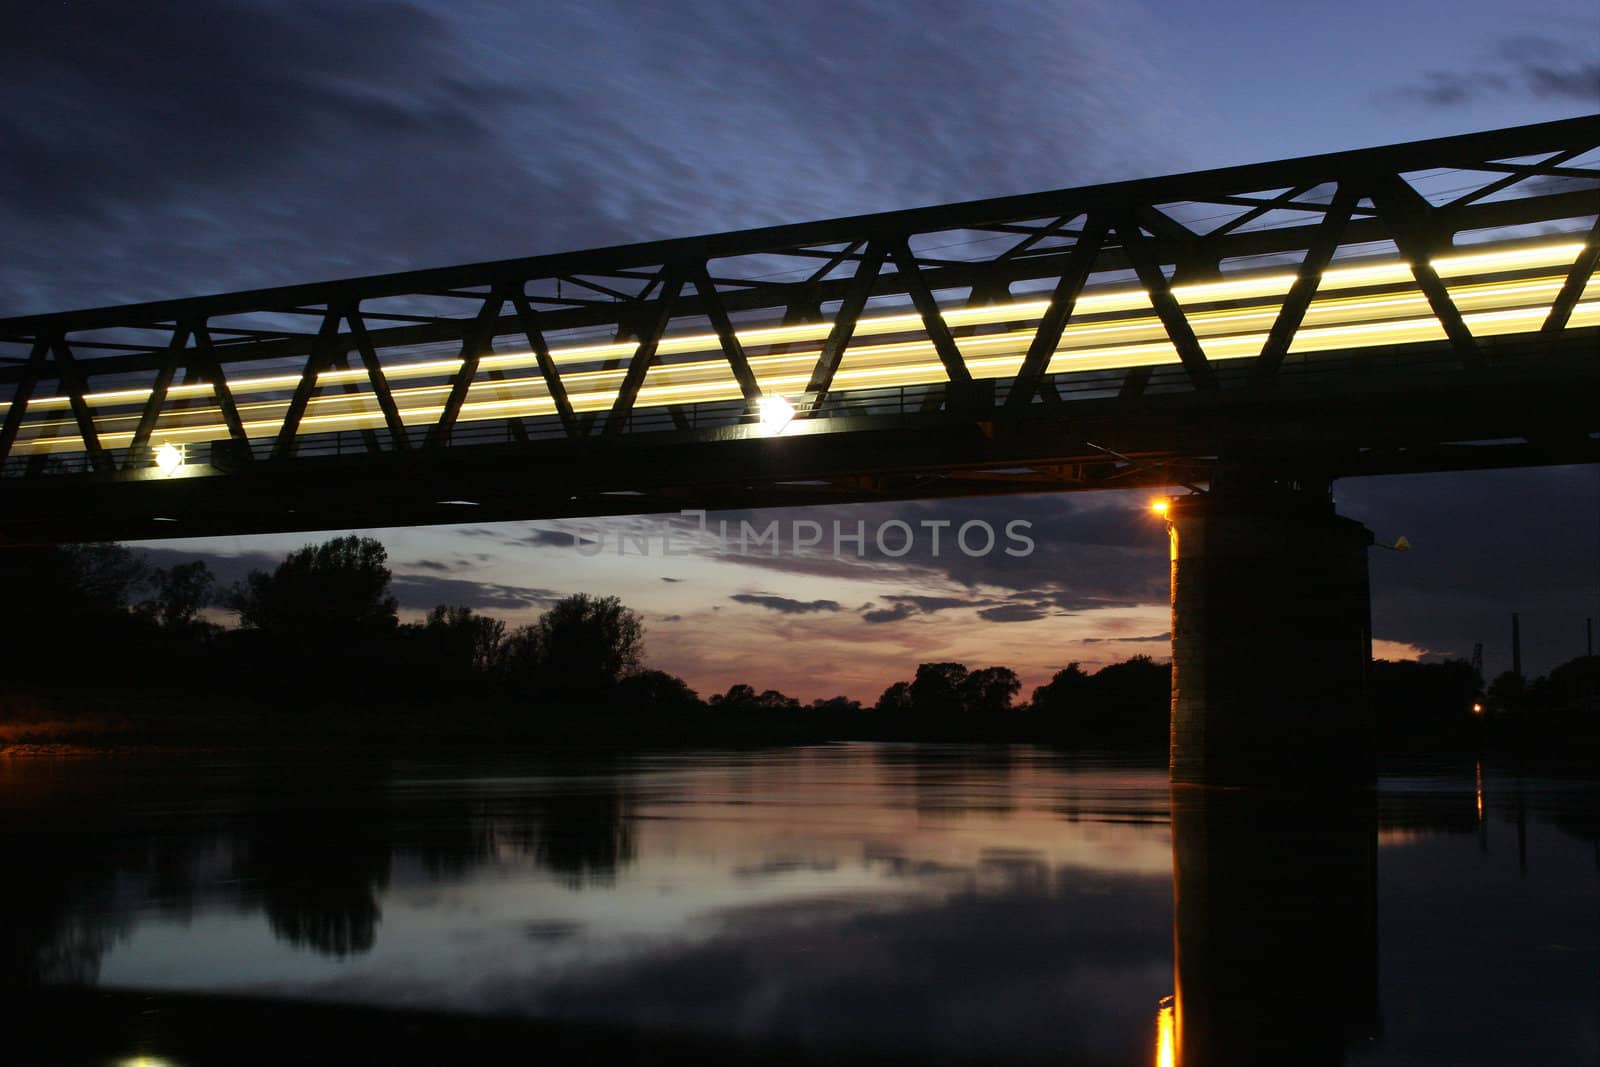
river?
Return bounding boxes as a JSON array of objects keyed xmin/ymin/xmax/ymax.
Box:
[{"xmin": 1, "ymin": 745, "xmax": 1595, "ymax": 1065}]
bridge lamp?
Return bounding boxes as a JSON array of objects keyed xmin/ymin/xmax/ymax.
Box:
[
  {"xmin": 757, "ymin": 394, "xmax": 796, "ymax": 435},
  {"xmin": 154, "ymin": 442, "xmax": 185, "ymax": 475}
]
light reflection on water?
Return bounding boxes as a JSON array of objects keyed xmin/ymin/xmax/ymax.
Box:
[{"xmin": 0, "ymin": 745, "xmax": 1596, "ymax": 1065}]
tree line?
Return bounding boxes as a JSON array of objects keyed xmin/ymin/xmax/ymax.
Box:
[{"xmin": 1, "ymin": 534, "xmax": 1593, "ymax": 748}]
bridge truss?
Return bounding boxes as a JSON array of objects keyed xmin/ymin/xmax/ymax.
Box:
[{"xmin": 1, "ymin": 116, "xmax": 1597, "ymax": 542}]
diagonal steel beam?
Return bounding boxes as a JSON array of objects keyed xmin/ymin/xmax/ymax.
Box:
[
  {"xmin": 127, "ymin": 323, "xmax": 192, "ymax": 469},
  {"xmin": 346, "ymin": 306, "xmax": 409, "ymax": 450},
  {"xmin": 51, "ymin": 338, "xmax": 110, "ymax": 473},
  {"xmin": 509, "ymin": 289, "xmax": 577, "ymax": 439},
  {"xmin": 1543, "ymin": 213, "xmax": 1600, "ymax": 334},
  {"xmin": 889, "ymin": 240, "xmax": 971, "ymax": 385},
  {"xmin": 804, "ymin": 242, "xmax": 888, "ymax": 409},
  {"xmin": 427, "ymin": 293, "xmax": 506, "ymax": 449},
  {"xmin": 0, "ymin": 337, "xmax": 50, "ymax": 467},
  {"xmin": 997, "ymin": 214, "xmax": 1075, "ymax": 262},
  {"xmin": 1370, "ymin": 175, "xmax": 1481, "ymax": 371},
  {"xmin": 1444, "ymin": 147, "xmax": 1586, "ymax": 209},
  {"xmin": 1253, "ymin": 184, "xmax": 1360, "ymax": 383},
  {"xmin": 1117, "ymin": 215, "xmax": 1218, "ymax": 391},
  {"xmin": 192, "ymin": 322, "xmax": 254, "ymax": 455},
  {"xmin": 1006, "ymin": 216, "xmax": 1109, "ymax": 410},
  {"xmin": 1206, "ymin": 184, "xmax": 1317, "ymax": 237},
  {"xmin": 603, "ymin": 269, "xmax": 684, "ymax": 437},
  {"xmin": 690, "ymin": 264, "xmax": 762, "ymax": 402},
  {"xmin": 273, "ymin": 311, "xmax": 344, "ymax": 459}
]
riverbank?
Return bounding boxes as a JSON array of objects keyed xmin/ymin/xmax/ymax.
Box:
[{"xmin": 3, "ymin": 688, "xmax": 1593, "ymax": 757}]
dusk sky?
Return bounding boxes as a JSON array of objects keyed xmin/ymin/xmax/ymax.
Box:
[{"xmin": 3, "ymin": 0, "xmax": 1597, "ymax": 701}]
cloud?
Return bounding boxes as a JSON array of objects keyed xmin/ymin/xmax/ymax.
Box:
[
  {"xmin": 1388, "ymin": 32, "xmax": 1600, "ymax": 108},
  {"xmin": 729, "ymin": 593, "xmax": 842, "ymax": 614},
  {"xmin": 977, "ymin": 604, "xmax": 1050, "ymax": 623},
  {"xmin": 389, "ymin": 574, "xmax": 559, "ymax": 612},
  {"xmin": 1081, "ymin": 632, "xmax": 1170, "ymax": 644},
  {"xmin": 863, "ymin": 603, "xmax": 916, "ymax": 624},
  {"xmin": 0, "ymin": 0, "xmax": 1171, "ymax": 319}
]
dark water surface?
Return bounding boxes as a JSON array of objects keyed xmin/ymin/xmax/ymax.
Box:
[{"xmin": 1, "ymin": 746, "xmax": 1595, "ymax": 1065}]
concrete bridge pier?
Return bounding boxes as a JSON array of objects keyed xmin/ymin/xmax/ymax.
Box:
[{"xmin": 1168, "ymin": 475, "xmax": 1375, "ymax": 787}]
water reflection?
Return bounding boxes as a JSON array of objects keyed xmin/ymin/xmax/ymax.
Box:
[
  {"xmin": 1169, "ymin": 785, "xmax": 1378, "ymax": 1067},
  {"xmin": 0, "ymin": 748, "xmax": 1595, "ymax": 1065}
]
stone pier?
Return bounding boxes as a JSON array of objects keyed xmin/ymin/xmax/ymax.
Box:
[{"xmin": 1168, "ymin": 477, "xmax": 1375, "ymax": 787}]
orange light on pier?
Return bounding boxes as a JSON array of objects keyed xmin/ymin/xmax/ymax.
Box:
[
  {"xmin": 1155, "ymin": 996, "xmax": 1176, "ymax": 1067},
  {"xmin": 1151, "ymin": 499, "xmax": 1170, "ymax": 518}
]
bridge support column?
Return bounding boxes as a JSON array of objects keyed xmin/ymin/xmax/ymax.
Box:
[{"xmin": 1168, "ymin": 477, "xmax": 1375, "ymax": 786}]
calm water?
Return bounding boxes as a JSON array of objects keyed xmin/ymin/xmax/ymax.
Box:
[{"xmin": 1, "ymin": 746, "xmax": 1596, "ymax": 1065}]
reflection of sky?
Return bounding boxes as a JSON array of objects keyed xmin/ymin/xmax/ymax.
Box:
[
  {"xmin": 89, "ymin": 748, "xmax": 1173, "ymax": 1059},
  {"xmin": 50, "ymin": 750, "xmax": 1600, "ymax": 1062},
  {"xmin": 99, "ymin": 749, "xmax": 1173, "ymax": 999}
]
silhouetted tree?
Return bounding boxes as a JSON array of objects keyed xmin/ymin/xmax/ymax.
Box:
[
  {"xmin": 874, "ymin": 681, "xmax": 912, "ymax": 714},
  {"xmin": 1371, "ymin": 659, "xmax": 1478, "ymax": 741},
  {"xmin": 1085, "ymin": 654, "xmax": 1170, "ymax": 743},
  {"xmin": 499, "ymin": 594, "xmax": 643, "ymax": 703},
  {"xmin": 811, "ymin": 695, "xmax": 864, "ymax": 714},
  {"xmin": 1030, "ymin": 662, "xmax": 1092, "ymax": 715},
  {"xmin": 404, "ymin": 604, "xmax": 505, "ymax": 687},
  {"xmin": 138, "ymin": 560, "xmax": 215, "ymax": 633},
  {"xmin": 1487, "ymin": 669, "xmax": 1527, "ymax": 715},
  {"xmin": 909, "ymin": 662, "xmax": 969, "ymax": 716},
  {"xmin": 961, "ymin": 666, "xmax": 1021, "ymax": 715},
  {"xmin": 709, "ymin": 683, "xmax": 800, "ymax": 712},
  {"xmin": 225, "ymin": 535, "xmax": 397, "ymax": 638},
  {"xmin": 0, "ymin": 543, "xmax": 156, "ymax": 684},
  {"xmin": 611, "ymin": 669, "xmax": 702, "ymax": 712}
]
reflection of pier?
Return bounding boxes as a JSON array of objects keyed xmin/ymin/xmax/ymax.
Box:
[{"xmin": 1167, "ymin": 785, "xmax": 1378, "ymax": 1066}]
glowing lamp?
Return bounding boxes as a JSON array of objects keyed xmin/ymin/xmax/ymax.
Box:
[
  {"xmin": 757, "ymin": 394, "xmax": 795, "ymax": 434},
  {"xmin": 1151, "ymin": 499, "xmax": 1170, "ymax": 518},
  {"xmin": 154, "ymin": 442, "xmax": 184, "ymax": 475},
  {"xmin": 1472, "ymin": 702, "xmax": 1484, "ymax": 715}
]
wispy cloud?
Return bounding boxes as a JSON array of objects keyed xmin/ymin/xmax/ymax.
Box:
[
  {"xmin": 730, "ymin": 593, "xmax": 843, "ymax": 615},
  {"xmin": 1387, "ymin": 32, "xmax": 1600, "ymax": 108}
]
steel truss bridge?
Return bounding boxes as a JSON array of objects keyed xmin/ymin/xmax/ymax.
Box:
[{"xmin": 2, "ymin": 116, "xmax": 1597, "ymax": 543}]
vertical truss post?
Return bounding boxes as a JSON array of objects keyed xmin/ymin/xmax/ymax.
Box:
[
  {"xmin": 509, "ymin": 288, "xmax": 578, "ymax": 438},
  {"xmin": 603, "ymin": 268, "xmax": 684, "ymax": 437},
  {"xmin": 127, "ymin": 323, "xmax": 192, "ymax": 469},
  {"xmin": 0, "ymin": 336, "xmax": 50, "ymax": 467},
  {"xmin": 805, "ymin": 242, "xmax": 888, "ymax": 410},
  {"xmin": 1006, "ymin": 216, "xmax": 1108, "ymax": 410},
  {"xmin": 427, "ymin": 293, "xmax": 506, "ymax": 449},
  {"xmin": 1117, "ymin": 214, "xmax": 1218, "ymax": 391},
  {"xmin": 889, "ymin": 239, "xmax": 972, "ymax": 385},
  {"xmin": 1370, "ymin": 175, "xmax": 1481, "ymax": 370},
  {"xmin": 1252, "ymin": 184, "xmax": 1360, "ymax": 383},
  {"xmin": 346, "ymin": 305, "xmax": 410, "ymax": 450}
]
